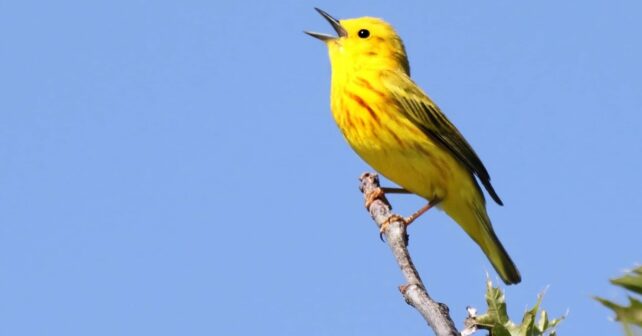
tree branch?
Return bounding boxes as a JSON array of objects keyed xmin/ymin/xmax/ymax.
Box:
[{"xmin": 359, "ymin": 172, "xmax": 459, "ymax": 336}]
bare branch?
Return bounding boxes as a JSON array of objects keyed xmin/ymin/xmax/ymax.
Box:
[{"xmin": 359, "ymin": 172, "xmax": 460, "ymax": 336}]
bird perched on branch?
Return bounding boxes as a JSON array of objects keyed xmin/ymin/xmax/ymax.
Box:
[{"xmin": 306, "ymin": 8, "xmax": 521, "ymax": 284}]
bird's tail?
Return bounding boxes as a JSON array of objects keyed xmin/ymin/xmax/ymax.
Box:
[{"xmin": 443, "ymin": 199, "xmax": 521, "ymax": 285}]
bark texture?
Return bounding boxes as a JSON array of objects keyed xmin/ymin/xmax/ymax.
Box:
[{"xmin": 359, "ymin": 172, "xmax": 459, "ymax": 336}]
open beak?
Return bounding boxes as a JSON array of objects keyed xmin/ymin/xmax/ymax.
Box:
[{"xmin": 304, "ymin": 8, "xmax": 347, "ymax": 41}]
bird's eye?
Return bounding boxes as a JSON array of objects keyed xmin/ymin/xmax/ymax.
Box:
[{"xmin": 358, "ymin": 29, "xmax": 370, "ymax": 38}]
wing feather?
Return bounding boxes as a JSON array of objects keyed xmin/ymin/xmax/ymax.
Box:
[{"xmin": 381, "ymin": 70, "xmax": 503, "ymax": 205}]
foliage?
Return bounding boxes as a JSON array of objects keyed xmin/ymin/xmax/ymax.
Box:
[
  {"xmin": 467, "ymin": 279, "xmax": 564, "ymax": 336},
  {"xmin": 595, "ymin": 266, "xmax": 642, "ymax": 336}
]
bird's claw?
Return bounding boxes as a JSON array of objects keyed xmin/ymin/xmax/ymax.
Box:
[
  {"xmin": 379, "ymin": 214, "xmax": 407, "ymax": 241},
  {"xmin": 365, "ymin": 187, "xmax": 385, "ymax": 209}
]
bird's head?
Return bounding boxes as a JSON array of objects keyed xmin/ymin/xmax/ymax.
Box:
[{"xmin": 306, "ymin": 8, "xmax": 410, "ymax": 75}]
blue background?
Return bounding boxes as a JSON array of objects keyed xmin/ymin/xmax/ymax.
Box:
[{"xmin": 1, "ymin": 1, "xmax": 640, "ymax": 335}]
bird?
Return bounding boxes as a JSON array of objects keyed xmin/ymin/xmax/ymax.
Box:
[{"xmin": 305, "ymin": 8, "xmax": 521, "ymax": 284}]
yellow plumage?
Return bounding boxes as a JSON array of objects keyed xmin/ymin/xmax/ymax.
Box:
[{"xmin": 307, "ymin": 9, "xmax": 521, "ymax": 284}]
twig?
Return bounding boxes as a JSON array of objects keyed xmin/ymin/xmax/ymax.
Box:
[
  {"xmin": 359, "ymin": 172, "xmax": 459, "ymax": 336},
  {"xmin": 461, "ymin": 307, "xmax": 479, "ymax": 336}
]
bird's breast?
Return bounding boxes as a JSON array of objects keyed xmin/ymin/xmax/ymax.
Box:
[
  {"xmin": 330, "ymin": 75, "xmax": 405, "ymax": 150},
  {"xmin": 330, "ymin": 76, "xmax": 453, "ymax": 201}
]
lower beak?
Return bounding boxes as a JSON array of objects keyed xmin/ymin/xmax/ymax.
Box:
[{"xmin": 304, "ymin": 8, "xmax": 347, "ymax": 41}]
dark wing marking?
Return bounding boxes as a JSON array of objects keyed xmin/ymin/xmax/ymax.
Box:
[{"xmin": 381, "ymin": 70, "xmax": 503, "ymax": 205}]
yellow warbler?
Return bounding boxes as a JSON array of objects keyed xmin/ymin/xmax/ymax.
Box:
[{"xmin": 306, "ymin": 8, "xmax": 521, "ymax": 284}]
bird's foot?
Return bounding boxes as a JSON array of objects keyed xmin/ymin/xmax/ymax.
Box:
[
  {"xmin": 379, "ymin": 214, "xmax": 407, "ymax": 240},
  {"xmin": 379, "ymin": 200, "xmax": 440, "ymax": 241},
  {"xmin": 365, "ymin": 187, "xmax": 385, "ymax": 209}
]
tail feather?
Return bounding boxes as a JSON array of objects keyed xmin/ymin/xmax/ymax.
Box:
[
  {"xmin": 443, "ymin": 199, "xmax": 521, "ymax": 285},
  {"xmin": 478, "ymin": 220, "xmax": 521, "ymax": 285}
]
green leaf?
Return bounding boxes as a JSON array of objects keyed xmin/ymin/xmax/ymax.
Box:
[
  {"xmin": 547, "ymin": 313, "xmax": 565, "ymax": 330},
  {"xmin": 596, "ymin": 297, "xmax": 642, "ymax": 326},
  {"xmin": 519, "ymin": 292, "xmax": 542, "ymax": 335},
  {"xmin": 595, "ymin": 265, "xmax": 642, "ymax": 332},
  {"xmin": 485, "ymin": 278, "xmax": 509, "ymax": 325},
  {"xmin": 492, "ymin": 323, "xmax": 512, "ymax": 336},
  {"xmin": 537, "ymin": 309, "xmax": 549, "ymax": 332},
  {"xmin": 611, "ymin": 267, "xmax": 642, "ymax": 295},
  {"xmin": 469, "ymin": 279, "xmax": 563, "ymax": 336}
]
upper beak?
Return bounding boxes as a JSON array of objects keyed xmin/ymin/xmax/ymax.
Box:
[{"xmin": 304, "ymin": 8, "xmax": 347, "ymax": 41}]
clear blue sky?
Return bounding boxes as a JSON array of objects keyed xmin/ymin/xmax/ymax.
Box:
[{"xmin": 1, "ymin": 1, "xmax": 640, "ymax": 335}]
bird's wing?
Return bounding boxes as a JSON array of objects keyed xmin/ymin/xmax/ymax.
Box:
[{"xmin": 381, "ymin": 70, "xmax": 503, "ymax": 205}]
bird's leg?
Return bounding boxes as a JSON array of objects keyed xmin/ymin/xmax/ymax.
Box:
[
  {"xmin": 365, "ymin": 187, "xmax": 409, "ymax": 210},
  {"xmin": 368, "ymin": 186, "xmax": 439, "ymax": 239},
  {"xmin": 381, "ymin": 187, "xmax": 411, "ymax": 194},
  {"xmin": 380, "ymin": 199, "xmax": 441, "ymax": 237},
  {"xmin": 404, "ymin": 199, "xmax": 440, "ymax": 227}
]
